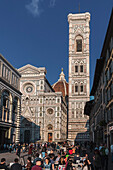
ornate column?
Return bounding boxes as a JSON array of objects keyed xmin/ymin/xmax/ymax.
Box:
[
  {"xmin": 15, "ymin": 98, "xmax": 21, "ymax": 143},
  {"xmin": 9, "ymin": 93, "xmax": 13, "ymax": 123}
]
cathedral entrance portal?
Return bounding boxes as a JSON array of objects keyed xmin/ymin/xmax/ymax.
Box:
[
  {"xmin": 24, "ymin": 130, "xmax": 30, "ymax": 144},
  {"xmin": 48, "ymin": 133, "xmax": 52, "ymax": 143}
]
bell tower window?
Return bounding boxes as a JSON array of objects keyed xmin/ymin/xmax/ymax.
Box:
[
  {"xmin": 76, "ymin": 39, "xmax": 82, "ymax": 52},
  {"xmin": 80, "ymin": 65, "xmax": 83, "ymax": 72},
  {"xmin": 75, "ymin": 85, "xmax": 78, "ymax": 93},
  {"xmin": 75, "ymin": 66, "xmax": 78, "ymax": 73},
  {"xmin": 80, "ymin": 85, "xmax": 83, "ymax": 92}
]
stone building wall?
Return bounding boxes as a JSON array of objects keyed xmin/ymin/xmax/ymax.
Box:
[{"xmin": 0, "ymin": 54, "xmax": 21, "ymax": 144}]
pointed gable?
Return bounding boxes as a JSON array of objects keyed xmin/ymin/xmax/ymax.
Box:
[
  {"xmin": 18, "ymin": 64, "xmax": 47, "ymax": 77},
  {"xmin": 18, "ymin": 64, "xmax": 40, "ymax": 74},
  {"xmin": 22, "ymin": 106, "xmax": 32, "ymax": 119}
]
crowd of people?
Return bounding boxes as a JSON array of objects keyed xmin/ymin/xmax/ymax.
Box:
[{"xmin": 0, "ymin": 141, "xmax": 112, "ymax": 170}]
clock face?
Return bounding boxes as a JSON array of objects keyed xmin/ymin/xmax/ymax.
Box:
[{"xmin": 26, "ymin": 86, "xmax": 33, "ymax": 93}]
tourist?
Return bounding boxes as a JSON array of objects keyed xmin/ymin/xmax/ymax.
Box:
[
  {"xmin": 55, "ymin": 152, "xmax": 61, "ymax": 164},
  {"xmin": 99, "ymin": 144, "xmax": 106, "ymax": 169},
  {"xmin": 33, "ymin": 153, "xmax": 40, "ymax": 165},
  {"xmin": 13, "ymin": 144, "xmax": 16, "ymax": 153},
  {"xmin": 65, "ymin": 157, "xmax": 73, "ymax": 170},
  {"xmin": 11, "ymin": 158, "xmax": 22, "ymax": 170},
  {"xmin": 44, "ymin": 152, "xmax": 48, "ymax": 160},
  {"xmin": 28, "ymin": 144, "xmax": 33, "ymax": 155},
  {"xmin": 26, "ymin": 157, "xmax": 33, "ymax": 170},
  {"xmin": 31, "ymin": 158, "xmax": 42, "ymax": 170},
  {"xmin": 3, "ymin": 143, "xmax": 6, "ymax": 151},
  {"xmin": 58, "ymin": 156, "xmax": 65, "ymax": 170},
  {"xmin": 43, "ymin": 157, "xmax": 52, "ymax": 169},
  {"xmin": 41, "ymin": 145, "xmax": 46, "ymax": 158},
  {"xmin": 9, "ymin": 144, "xmax": 12, "ymax": 153},
  {"xmin": 82, "ymin": 159, "xmax": 90, "ymax": 170},
  {"xmin": 84, "ymin": 154, "xmax": 93, "ymax": 170},
  {"xmin": 50, "ymin": 154, "xmax": 55, "ymax": 170},
  {"xmin": 0, "ymin": 158, "xmax": 9, "ymax": 170},
  {"xmin": 69, "ymin": 147, "xmax": 73, "ymax": 155},
  {"xmin": 93, "ymin": 150, "xmax": 101, "ymax": 170},
  {"xmin": 105, "ymin": 144, "xmax": 109, "ymax": 170},
  {"xmin": 22, "ymin": 143, "xmax": 26, "ymax": 153},
  {"xmin": 72, "ymin": 146, "xmax": 75, "ymax": 154},
  {"xmin": 16, "ymin": 143, "xmax": 21, "ymax": 158},
  {"xmin": 74, "ymin": 153, "xmax": 80, "ymax": 164}
]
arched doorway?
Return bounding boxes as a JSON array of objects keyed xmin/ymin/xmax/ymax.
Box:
[
  {"xmin": 47, "ymin": 124, "xmax": 53, "ymax": 142},
  {"xmin": 24, "ymin": 130, "xmax": 30, "ymax": 144},
  {"xmin": 21, "ymin": 118, "xmax": 32, "ymax": 144},
  {"xmin": 48, "ymin": 133, "xmax": 52, "ymax": 143}
]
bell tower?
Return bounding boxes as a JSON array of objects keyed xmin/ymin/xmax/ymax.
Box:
[{"xmin": 68, "ymin": 12, "xmax": 90, "ymax": 143}]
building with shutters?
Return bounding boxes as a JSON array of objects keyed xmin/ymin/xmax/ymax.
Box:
[{"xmin": 85, "ymin": 9, "xmax": 113, "ymax": 147}]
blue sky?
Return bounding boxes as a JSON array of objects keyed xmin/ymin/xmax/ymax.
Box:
[{"xmin": 0, "ymin": 0, "xmax": 112, "ymax": 90}]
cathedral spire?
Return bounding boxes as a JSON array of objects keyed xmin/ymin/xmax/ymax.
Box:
[{"xmin": 59, "ymin": 68, "xmax": 66, "ymax": 81}]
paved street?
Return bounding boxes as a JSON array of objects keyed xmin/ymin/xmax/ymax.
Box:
[
  {"xmin": 0, "ymin": 151, "xmax": 113, "ymax": 169},
  {"xmin": 0, "ymin": 151, "xmax": 28, "ymax": 167},
  {"xmin": 87, "ymin": 151, "xmax": 113, "ymax": 170}
]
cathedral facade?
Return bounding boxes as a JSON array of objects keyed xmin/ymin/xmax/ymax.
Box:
[
  {"xmin": 18, "ymin": 65, "xmax": 67, "ymax": 143},
  {"xmin": 68, "ymin": 12, "xmax": 90, "ymax": 143}
]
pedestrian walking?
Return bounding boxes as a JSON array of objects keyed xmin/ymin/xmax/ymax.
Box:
[
  {"xmin": 0, "ymin": 158, "xmax": 9, "ymax": 170},
  {"xmin": 31, "ymin": 158, "xmax": 42, "ymax": 170},
  {"xmin": 93, "ymin": 150, "xmax": 101, "ymax": 170},
  {"xmin": 105, "ymin": 144, "xmax": 109, "ymax": 170},
  {"xmin": 82, "ymin": 159, "xmax": 90, "ymax": 170},
  {"xmin": 11, "ymin": 158, "xmax": 22, "ymax": 170},
  {"xmin": 26, "ymin": 157, "xmax": 33, "ymax": 170},
  {"xmin": 28, "ymin": 144, "xmax": 33, "ymax": 155},
  {"xmin": 100, "ymin": 144, "xmax": 106, "ymax": 169},
  {"xmin": 43, "ymin": 157, "xmax": 52, "ymax": 169},
  {"xmin": 16, "ymin": 143, "xmax": 21, "ymax": 158},
  {"xmin": 9, "ymin": 144, "xmax": 12, "ymax": 153}
]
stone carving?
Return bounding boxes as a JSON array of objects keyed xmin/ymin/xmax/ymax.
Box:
[
  {"xmin": 74, "ymin": 25, "xmax": 84, "ymax": 33},
  {"xmin": 72, "ymin": 59, "xmax": 86, "ymax": 64}
]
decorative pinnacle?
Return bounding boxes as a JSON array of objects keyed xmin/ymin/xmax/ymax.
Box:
[{"xmin": 59, "ymin": 68, "xmax": 65, "ymax": 81}]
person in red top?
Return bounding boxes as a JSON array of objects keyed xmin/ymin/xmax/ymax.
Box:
[
  {"xmin": 28, "ymin": 145, "xmax": 33, "ymax": 155},
  {"xmin": 31, "ymin": 158, "xmax": 42, "ymax": 170},
  {"xmin": 69, "ymin": 148, "xmax": 73, "ymax": 155}
]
